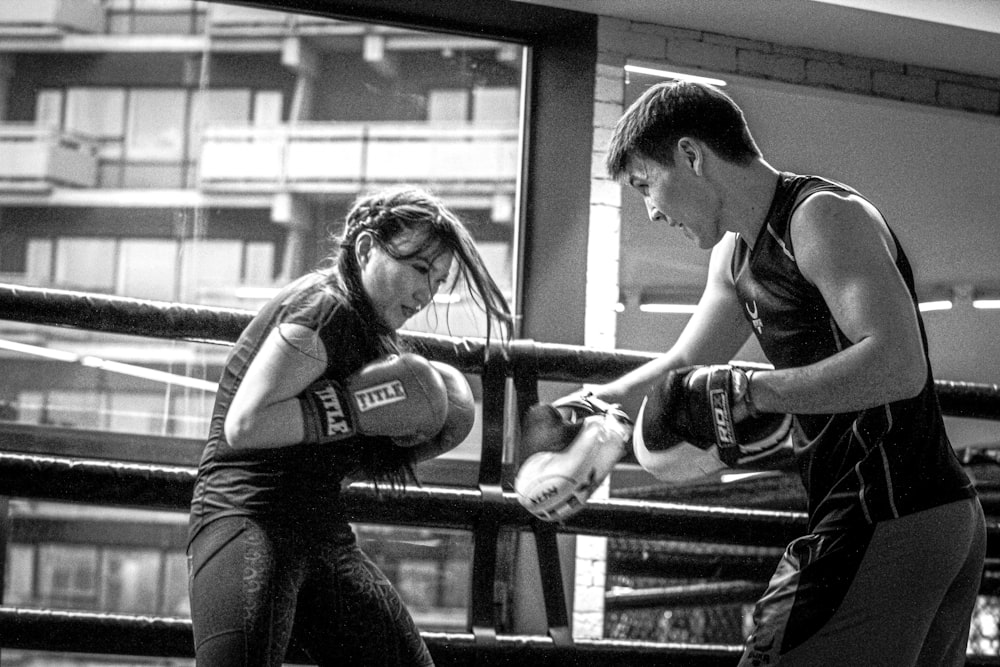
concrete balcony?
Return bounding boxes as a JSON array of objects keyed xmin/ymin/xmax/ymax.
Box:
[
  {"xmin": 198, "ymin": 122, "xmax": 519, "ymax": 195},
  {"xmin": 0, "ymin": 124, "xmax": 99, "ymax": 191},
  {"xmin": 205, "ymin": 3, "xmax": 293, "ymax": 32},
  {"xmin": 0, "ymin": 0, "xmax": 103, "ymax": 35},
  {"xmin": 205, "ymin": 3, "xmax": 357, "ymax": 36}
]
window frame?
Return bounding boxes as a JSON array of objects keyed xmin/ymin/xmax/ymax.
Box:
[{"xmin": 232, "ymin": 0, "xmax": 598, "ymax": 345}]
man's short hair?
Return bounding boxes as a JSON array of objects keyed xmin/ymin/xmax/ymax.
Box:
[{"xmin": 606, "ymin": 81, "xmax": 761, "ymax": 180}]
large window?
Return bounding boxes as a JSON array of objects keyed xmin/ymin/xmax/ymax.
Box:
[
  {"xmin": 39, "ymin": 86, "xmax": 274, "ymax": 188},
  {"xmin": 1, "ymin": 0, "xmax": 529, "ymax": 650}
]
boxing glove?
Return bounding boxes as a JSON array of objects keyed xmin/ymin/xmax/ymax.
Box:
[
  {"xmin": 514, "ymin": 391, "xmax": 632, "ymax": 522},
  {"xmin": 298, "ymin": 353, "xmax": 449, "ymax": 445},
  {"xmin": 634, "ymin": 365, "xmax": 793, "ymax": 483},
  {"xmin": 400, "ymin": 361, "xmax": 476, "ymax": 461},
  {"xmin": 551, "ymin": 391, "xmax": 631, "ymax": 426}
]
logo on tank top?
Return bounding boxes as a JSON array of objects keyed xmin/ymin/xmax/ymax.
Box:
[{"xmin": 746, "ymin": 300, "xmax": 764, "ymax": 334}]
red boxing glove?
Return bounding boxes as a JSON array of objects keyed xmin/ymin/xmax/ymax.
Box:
[
  {"xmin": 399, "ymin": 361, "xmax": 476, "ymax": 462},
  {"xmin": 298, "ymin": 353, "xmax": 449, "ymax": 444}
]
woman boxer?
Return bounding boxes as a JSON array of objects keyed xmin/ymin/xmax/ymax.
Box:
[{"xmin": 187, "ymin": 186, "xmax": 512, "ymax": 666}]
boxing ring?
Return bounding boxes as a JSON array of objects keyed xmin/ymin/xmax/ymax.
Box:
[{"xmin": 1, "ymin": 283, "xmax": 999, "ymax": 666}]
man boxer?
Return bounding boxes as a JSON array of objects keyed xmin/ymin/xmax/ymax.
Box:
[{"xmin": 519, "ymin": 81, "xmax": 984, "ymax": 666}]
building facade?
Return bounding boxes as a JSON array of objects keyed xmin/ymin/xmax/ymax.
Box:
[{"xmin": 0, "ymin": 2, "xmax": 524, "ymax": 663}]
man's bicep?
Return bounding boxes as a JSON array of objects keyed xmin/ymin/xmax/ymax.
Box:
[{"xmin": 793, "ymin": 195, "xmax": 918, "ymax": 347}]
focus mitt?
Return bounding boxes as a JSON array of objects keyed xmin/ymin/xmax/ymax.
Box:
[{"xmin": 514, "ymin": 392, "xmax": 632, "ymax": 521}]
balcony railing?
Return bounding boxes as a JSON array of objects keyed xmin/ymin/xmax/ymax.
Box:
[
  {"xmin": 198, "ymin": 122, "xmax": 519, "ymax": 193},
  {"xmin": 0, "ymin": 0, "xmax": 103, "ymax": 34},
  {"xmin": 0, "ymin": 124, "xmax": 99, "ymax": 191}
]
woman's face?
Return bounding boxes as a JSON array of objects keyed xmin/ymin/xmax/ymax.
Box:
[{"xmin": 357, "ymin": 227, "xmax": 454, "ymax": 329}]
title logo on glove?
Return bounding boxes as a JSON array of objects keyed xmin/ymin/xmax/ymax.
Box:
[
  {"xmin": 313, "ymin": 384, "xmax": 351, "ymax": 435},
  {"xmin": 710, "ymin": 389, "xmax": 736, "ymax": 447},
  {"xmin": 353, "ymin": 381, "xmax": 408, "ymax": 413}
]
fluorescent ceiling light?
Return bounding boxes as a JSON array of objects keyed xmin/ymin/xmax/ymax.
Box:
[
  {"xmin": 973, "ymin": 299, "xmax": 1000, "ymax": 310},
  {"xmin": 0, "ymin": 339, "xmax": 218, "ymax": 392},
  {"xmin": 918, "ymin": 300, "xmax": 952, "ymax": 312},
  {"xmin": 0, "ymin": 338, "xmax": 79, "ymax": 362},
  {"xmin": 624, "ymin": 64, "xmax": 727, "ymax": 87}
]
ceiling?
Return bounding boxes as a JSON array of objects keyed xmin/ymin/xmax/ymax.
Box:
[{"xmin": 514, "ymin": 0, "xmax": 1000, "ymax": 79}]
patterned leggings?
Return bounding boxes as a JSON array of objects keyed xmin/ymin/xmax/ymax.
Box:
[{"xmin": 188, "ymin": 516, "xmax": 434, "ymax": 667}]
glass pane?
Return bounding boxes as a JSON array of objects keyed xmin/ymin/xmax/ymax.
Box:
[
  {"xmin": 357, "ymin": 525, "xmax": 471, "ymax": 631},
  {"xmin": 106, "ymin": 391, "xmax": 167, "ymax": 435},
  {"xmin": 188, "ymin": 89, "xmax": 252, "ymax": 157},
  {"xmin": 244, "ymin": 241, "xmax": 276, "ymax": 285},
  {"xmin": 472, "ymin": 86, "xmax": 520, "ymax": 123},
  {"xmin": 179, "ymin": 239, "xmax": 242, "ymax": 303},
  {"xmin": 132, "ymin": 12, "xmax": 195, "ymax": 34},
  {"xmin": 427, "ymin": 89, "xmax": 469, "ymax": 122},
  {"xmin": 36, "ymin": 544, "xmax": 99, "ymax": 609},
  {"xmin": 25, "ymin": 238, "xmax": 53, "ymax": 285},
  {"xmin": 4, "ymin": 544, "xmax": 36, "ymax": 605},
  {"xmin": 162, "ymin": 551, "xmax": 191, "ymax": 616},
  {"xmin": 118, "ymin": 238, "xmax": 179, "ymax": 301},
  {"xmin": 253, "ymin": 90, "xmax": 283, "ymax": 125},
  {"xmin": 45, "ymin": 390, "xmax": 103, "ymax": 429},
  {"xmin": 2, "ymin": 327, "xmax": 225, "ymax": 437},
  {"xmin": 35, "ymin": 89, "xmax": 63, "ymax": 128},
  {"xmin": 53, "ymin": 237, "xmax": 115, "ymax": 291},
  {"xmin": 102, "ymin": 549, "xmax": 162, "ymax": 614},
  {"xmin": 170, "ymin": 389, "xmax": 215, "ymax": 439},
  {"xmin": 126, "ymin": 89, "xmax": 187, "ymax": 160},
  {"xmin": 121, "ymin": 162, "xmax": 186, "ymax": 188},
  {"xmin": 0, "ymin": 0, "xmax": 527, "ymax": 643},
  {"xmin": 64, "ymin": 88, "xmax": 126, "ymax": 138}
]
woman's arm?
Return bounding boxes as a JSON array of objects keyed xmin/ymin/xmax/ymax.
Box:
[{"xmin": 224, "ymin": 323, "xmax": 328, "ymax": 449}]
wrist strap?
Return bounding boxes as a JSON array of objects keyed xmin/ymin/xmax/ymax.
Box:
[{"xmin": 743, "ymin": 369, "xmax": 760, "ymax": 418}]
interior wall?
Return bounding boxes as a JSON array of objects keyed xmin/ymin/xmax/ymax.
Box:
[
  {"xmin": 605, "ymin": 67, "xmax": 1000, "ymax": 447},
  {"xmin": 732, "ymin": 74, "xmax": 1000, "ymax": 291},
  {"xmin": 618, "ymin": 67, "xmax": 1000, "ymax": 376}
]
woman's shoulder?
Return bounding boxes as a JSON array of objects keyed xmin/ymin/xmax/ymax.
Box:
[{"xmin": 278, "ymin": 271, "xmax": 353, "ymax": 330}]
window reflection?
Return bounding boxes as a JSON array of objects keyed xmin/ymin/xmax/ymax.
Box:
[{"xmin": 0, "ymin": 0, "xmax": 525, "ymax": 654}]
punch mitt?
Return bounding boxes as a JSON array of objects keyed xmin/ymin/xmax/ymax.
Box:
[{"xmin": 514, "ymin": 392, "xmax": 632, "ymax": 522}]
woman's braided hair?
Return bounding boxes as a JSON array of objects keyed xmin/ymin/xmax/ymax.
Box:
[
  {"xmin": 336, "ymin": 186, "xmax": 512, "ymax": 347},
  {"xmin": 326, "ymin": 187, "xmax": 513, "ymax": 488}
]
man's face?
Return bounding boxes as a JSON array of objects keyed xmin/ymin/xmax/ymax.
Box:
[{"xmin": 625, "ymin": 150, "xmax": 719, "ymax": 249}]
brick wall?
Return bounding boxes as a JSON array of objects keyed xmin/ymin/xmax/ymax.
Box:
[{"xmin": 596, "ymin": 17, "xmax": 1000, "ymax": 115}]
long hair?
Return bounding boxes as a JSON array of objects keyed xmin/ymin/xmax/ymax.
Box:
[
  {"xmin": 333, "ymin": 186, "xmax": 513, "ymax": 346},
  {"xmin": 325, "ymin": 186, "xmax": 513, "ymax": 487}
]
